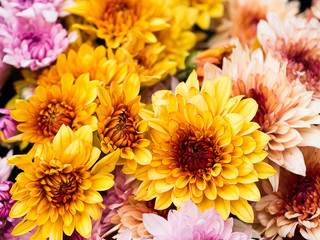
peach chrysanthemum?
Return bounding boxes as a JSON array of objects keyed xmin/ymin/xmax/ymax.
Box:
[
  {"xmin": 7, "ymin": 125, "xmax": 117, "ymax": 240},
  {"xmin": 135, "ymin": 71, "xmax": 276, "ymax": 223},
  {"xmin": 37, "ymin": 43, "xmax": 135, "ymax": 88},
  {"xmin": 210, "ymin": 0, "xmax": 299, "ymax": 47},
  {"xmin": 255, "ymin": 147, "xmax": 320, "ymax": 240},
  {"xmin": 110, "ymin": 196, "xmax": 173, "ymax": 239},
  {"xmin": 11, "ymin": 73, "xmax": 99, "ymax": 144},
  {"xmin": 66, "ymin": 0, "xmax": 169, "ymax": 49},
  {"xmin": 210, "ymin": 43, "xmax": 320, "ymax": 191},
  {"xmin": 258, "ymin": 12, "xmax": 320, "ymax": 98},
  {"xmin": 96, "ymin": 75, "xmax": 152, "ymax": 174}
]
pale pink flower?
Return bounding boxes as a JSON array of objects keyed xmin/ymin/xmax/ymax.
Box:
[
  {"xmin": 210, "ymin": 0, "xmax": 299, "ymax": 47},
  {"xmin": 0, "ymin": 150, "xmax": 14, "ymax": 184},
  {"xmin": 206, "ymin": 43, "xmax": 320, "ymax": 191},
  {"xmin": 258, "ymin": 12, "xmax": 320, "ymax": 98},
  {"xmin": 0, "ymin": 8, "xmax": 77, "ymax": 71},
  {"xmin": 1, "ymin": 0, "xmax": 75, "ymax": 21},
  {"xmin": 143, "ymin": 200, "xmax": 250, "ymax": 240},
  {"xmin": 255, "ymin": 147, "xmax": 320, "ymax": 240},
  {"xmin": 91, "ymin": 167, "xmax": 136, "ymax": 239}
]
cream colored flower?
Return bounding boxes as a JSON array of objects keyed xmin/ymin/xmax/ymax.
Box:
[
  {"xmin": 254, "ymin": 147, "xmax": 320, "ymax": 240},
  {"xmin": 210, "ymin": 0, "xmax": 299, "ymax": 47},
  {"xmin": 258, "ymin": 12, "xmax": 320, "ymax": 98}
]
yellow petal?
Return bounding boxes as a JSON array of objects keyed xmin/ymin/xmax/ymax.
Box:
[
  {"xmin": 11, "ymin": 219, "xmax": 37, "ymax": 236},
  {"xmin": 213, "ymin": 76, "xmax": 232, "ymax": 114},
  {"xmin": 91, "ymin": 149, "xmax": 120, "ymax": 175},
  {"xmin": 91, "ymin": 174, "xmax": 114, "ymax": 191},
  {"xmin": 254, "ymin": 161, "xmax": 277, "ymax": 179},
  {"xmin": 154, "ymin": 191, "xmax": 173, "ymax": 210},
  {"xmin": 186, "ymin": 70, "xmax": 199, "ymax": 91},
  {"xmin": 214, "ymin": 197, "xmax": 230, "ymax": 220},
  {"xmin": 52, "ymin": 125, "xmax": 75, "ymax": 159},
  {"xmin": 84, "ymin": 189, "xmax": 103, "ymax": 204},
  {"xmin": 97, "ymin": 86, "xmax": 111, "ymax": 106},
  {"xmin": 133, "ymin": 147, "xmax": 152, "ymax": 165},
  {"xmin": 9, "ymin": 200, "xmax": 29, "ymax": 218},
  {"xmin": 124, "ymin": 73, "xmax": 140, "ymax": 103},
  {"xmin": 230, "ymin": 198, "xmax": 254, "ymax": 223},
  {"xmin": 232, "ymin": 98, "xmax": 258, "ymax": 122},
  {"xmin": 237, "ymin": 183, "xmax": 261, "ymax": 201},
  {"xmin": 75, "ymin": 125, "xmax": 93, "ymax": 145},
  {"xmin": 217, "ymin": 184, "xmax": 239, "ymax": 200}
]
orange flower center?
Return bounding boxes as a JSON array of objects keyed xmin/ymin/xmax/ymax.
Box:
[
  {"xmin": 284, "ymin": 169, "xmax": 320, "ymax": 220},
  {"xmin": 101, "ymin": 106, "xmax": 143, "ymax": 148},
  {"xmin": 40, "ymin": 164, "xmax": 89, "ymax": 208},
  {"xmin": 38, "ymin": 101, "xmax": 75, "ymax": 136},
  {"xmin": 170, "ymin": 125, "xmax": 221, "ymax": 176},
  {"xmin": 102, "ymin": 0, "xmax": 142, "ymax": 33}
]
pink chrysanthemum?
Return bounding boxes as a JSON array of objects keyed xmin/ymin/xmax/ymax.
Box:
[
  {"xmin": 142, "ymin": 200, "xmax": 250, "ymax": 240},
  {"xmin": 91, "ymin": 167, "xmax": 136, "ymax": 238},
  {"xmin": 207, "ymin": 43, "xmax": 320, "ymax": 191},
  {"xmin": 0, "ymin": 109, "xmax": 18, "ymax": 143},
  {"xmin": 258, "ymin": 12, "xmax": 320, "ymax": 98},
  {"xmin": 255, "ymin": 147, "xmax": 320, "ymax": 240},
  {"xmin": 1, "ymin": 0, "xmax": 74, "ymax": 20},
  {"xmin": 0, "ymin": 8, "xmax": 77, "ymax": 71}
]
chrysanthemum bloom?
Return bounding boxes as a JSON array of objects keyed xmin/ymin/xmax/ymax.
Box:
[
  {"xmin": 11, "ymin": 73, "xmax": 99, "ymax": 144},
  {"xmin": 258, "ymin": 12, "xmax": 320, "ymax": 98},
  {"xmin": 0, "ymin": 150, "xmax": 14, "ymax": 184},
  {"xmin": 255, "ymin": 147, "xmax": 320, "ymax": 240},
  {"xmin": 135, "ymin": 71, "xmax": 276, "ymax": 222},
  {"xmin": 193, "ymin": 44, "xmax": 235, "ymax": 84},
  {"xmin": 0, "ymin": 181, "xmax": 15, "ymax": 223},
  {"xmin": 94, "ymin": 166, "xmax": 136, "ymax": 236},
  {"xmin": 214, "ymin": 44, "xmax": 320, "ymax": 191},
  {"xmin": 1, "ymin": 0, "xmax": 75, "ymax": 22},
  {"xmin": 37, "ymin": 43, "xmax": 135, "ymax": 88},
  {"xmin": 156, "ymin": 2, "xmax": 197, "ymax": 71},
  {"xmin": 143, "ymin": 199, "xmax": 250, "ymax": 240},
  {"xmin": 129, "ymin": 42, "xmax": 177, "ymax": 87},
  {"xmin": 0, "ymin": 9, "xmax": 77, "ymax": 71},
  {"xmin": 8, "ymin": 125, "xmax": 117, "ymax": 240},
  {"xmin": 66, "ymin": 0, "xmax": 169, "ymax": 49},
  {"xmin": 210, "ymin": 0, "xmax": 299, "ymax": 47},
  {"xmin": 0, "ymin": 109, "xmax": 19, "ymax": 143},
  {"xmin": 188, "ymin": 0, "xmax": 225, "ymax": 30},
  {"xmin": 96, "ymin": 75, "xmax": 152, "ymax": 174},
  {"xmin": 110, "ymin": 196, "xmax": 173, "ymax": 239}
]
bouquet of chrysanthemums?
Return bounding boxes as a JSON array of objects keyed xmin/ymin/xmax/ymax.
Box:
[{"xmin": 1, "ymin": 0, "xmax": 320, "ymax": 239}]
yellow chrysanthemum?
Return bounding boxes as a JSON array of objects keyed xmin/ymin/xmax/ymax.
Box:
[
  {"xmin": 135, "ymin": 71, "xmax": 276, "ymax": 223},
  {"xmin": 66, "ymin": 0, "xmax": 169, "ymax": 49},
  {"xmin": 11, "ymin": 73, "xmax": 99, "ymax": 144},
  {"xmin": 96, "ymin": 74, "xmax": 152, "ymax": 174},
  {"xmin": 131, "ymin": 42, "xmax": 177, "ymax": 87},
  {"xmin": 156, "ymin": 1, "xmax": 198, "ymax": 71},
  {"xmin": 188, "ymin": 0, "xmax": 225, "ymax": 30},
  {"xmin": 37, "ymin": 43, "xmax": 135, "ymax": 88},
  {"xmin": 8, "ymin": 125, "xmax": 119, "ymax": 240}
]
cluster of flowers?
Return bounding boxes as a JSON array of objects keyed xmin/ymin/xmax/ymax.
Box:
[{"xmin": 0, "ymin": 0, "xmax": 320, "ymax": 239}]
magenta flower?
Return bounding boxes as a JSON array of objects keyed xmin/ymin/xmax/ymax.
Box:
[
  {"xmin": 0, "ymin": 181, "xmax": 15, "ymax": 223},
  {"xmin": 0, "ymin": 8, "xmax": 77, "ymax": 70},
  {"xmin": 143, "ymin": 200, "xmax": 250, "ymax": 240},
  {"xmin": 0, "ymin": 109, "xmax": 18, "ymax": 142}
]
